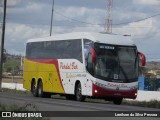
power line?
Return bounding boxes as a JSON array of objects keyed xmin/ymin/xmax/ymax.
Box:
[
  {"xmin": 54, "ymin": 11, "xmax": 103, "ymax": 26},
  {"xmin": 54, "ymin": 10, "xmax": 160, "ymax": 26},
  {"xmin": 5, "ymin": 10, "xmax": 160, "ymax": 28},
  {"xmin": 113, "ymin": 12, "xmax": 160, "ymax": 25}
]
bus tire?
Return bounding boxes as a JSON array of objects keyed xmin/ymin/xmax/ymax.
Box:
[
  {"xmin": 31, "ymin": 80, "xmax": 38, "ymax": 97},
  {"xmin": 75, "ymin": 83, "xmax": 85, "ymax": 102},
  {"xmin": 38, "ymin": 80, "xmax": 44, "ymax": 97},
  {"xmin": 113, "ymin": 98, "xmax": 123, "ymax": 105},
  {"xmin": 38, "ymin": 80, "xmax": 51, "ymax": 98}
]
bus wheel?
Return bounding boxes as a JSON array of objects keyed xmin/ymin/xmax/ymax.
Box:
[
  {"xmin": 38, "ymin": 81, "xmax": 51, "ymax": 98},
  {"xmin": 31, "ymin": 80, "xmax": 38, "ymax": 97},
  {"xmin": 75, "ymin": 83, "xmax": 85, "ymax": 102},
  {"xmin": 113, "ymin": 98, "xmax": 123, "ymax": 105},
  {"xmin": 38, "ymin": 81, "xmax": 44, "ymax": 98}
]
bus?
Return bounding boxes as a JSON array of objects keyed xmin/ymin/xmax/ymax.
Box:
[{"xmin": 23, "ymin": 32, "xmax": 146, "ymax": 105}]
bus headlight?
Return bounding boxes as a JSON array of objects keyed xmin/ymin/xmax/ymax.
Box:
[
  {"xmin": 95, "ymin": 90, "xmax": 98, "ymax": 93},
  {"xmin": 135, "ymin": 93, "xmax": 137, "ymax": 96}
]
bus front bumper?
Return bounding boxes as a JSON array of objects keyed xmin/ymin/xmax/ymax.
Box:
[{"xmin": 92, "ymin": 84, "xmax": 137, "ymax": 99}]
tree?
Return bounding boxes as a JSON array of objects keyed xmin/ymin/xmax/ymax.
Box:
[
  {"xmin": 146, "ymin": 75, "xmax": 156, "ymax": 91},
  {"xmin": 6, "ymin": 67, "xmax": 12, "ymax": 72},
  {"xmin": 156, "ymin": 71, "xmax": 160, "ymax": 75},
  {"xmin": 139, "ymin": 67, "xmax": 147, "ymax": 76},
  {"xmin": 3, "ymin": 60, "xmax": 20, "ymax": 75}
]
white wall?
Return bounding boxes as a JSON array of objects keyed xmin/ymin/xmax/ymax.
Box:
[
  {"xmin": 2, "ymin": 83, "xmax": 26, "ymax": 91},
  {"xmin": 2, "ymin": 83, "xmax": 160, "ymax": 101},
  {"xmin": 135, "ymin": 90, "xmax": 160, "ymax": 101}
]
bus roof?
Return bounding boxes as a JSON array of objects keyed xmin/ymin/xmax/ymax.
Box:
[{"xmin": 27, "ymin": 32, "xmax": 135, "ymax": 46}]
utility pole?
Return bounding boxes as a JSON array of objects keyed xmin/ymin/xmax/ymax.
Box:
[
  {"xmin": 0, "ymin": 0, "xmax": 7, "ymax": 89},
  {"xmin": 50, "ymin": 0, "xmax": 54, "ymax": 36},
  {"xmin": 104, "ymin": 0, "xmax": 113, "ymax": 33}
]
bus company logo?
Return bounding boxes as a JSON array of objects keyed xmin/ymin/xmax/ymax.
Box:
[
  {"xmin": 2, "ymin": 112, "xmax": 11, "ymax": 117},
  {"xmin": 66, "ymin": 73, "xmax": 86, "ymax": 78},
  {"xmin": 107, "ymin": 83, "xmax": 128, "ymax": 88},
  {"xmin": 1, "ymin": 112, "xmax": 42, "ymax": 118},
  {"xmin": 60, "ymin": 62, "xmax": 78, "ymax": 69}
]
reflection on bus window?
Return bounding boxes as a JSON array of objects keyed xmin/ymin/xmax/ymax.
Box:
[
  {"xmin": 26, "ymin": 39, "xmax": 83, "ymax": 62},
  {"xmin": 95, "ymin": 46, "xmax": 118, "ymax": 78},
  {"xmin": 83, "ymin": 39, "xmax": 92, "ymax": 66}
]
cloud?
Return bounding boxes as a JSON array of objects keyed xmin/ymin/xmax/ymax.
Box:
[
  {"xmin": 7, "ymin": 0, "xmax": 21, "ymax": 6},
  {"xmin": 4, "ymin": 20, "xmax": 103, "ymax": 55},
  {"xmin": 6, "ymin": 23, "xmax": 49, "ymax": 42},
  {"xmin": 3, "ymin": 0, "xmax": 160, "ymax": 60},
  {"xmin": 7, "ymin": 2, "xmax": 47, "ymax": 14},
  {"xmin": 7, "ymin": 48, "xmax": 25, "ymax": 55},
  {"xmin": 55, "ymin": 6, "xmax": 105, "ymax": 24},
  {"xmin": 133, "ymin": 0, "xmax": 160, "ymax": 5},
  {"xmin": 114, "ymin": 16, "xmax": 160, "ymax": 61},
  {"xmin": 4, "ymin": 22, "xmax": 50, "ymax": 55},
  {"xmin": 113, "ymin": 10, "xmax": 147, "ymax": 22},
  {"xmin": 113, "ymin": 18, "xmax": 153, "ymax": 36}
]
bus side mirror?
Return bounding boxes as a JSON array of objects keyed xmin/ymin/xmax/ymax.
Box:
[
  {"xmin": 138, "ymin": 52, "xmax": 146, "ymax": 67},
  {"xmin": 90, "ymin": 47, "xmax": 96, "ymax": 63},
  {"xmin": 86, "ymin": 48, "xmax": 96, "ymax": 75}
]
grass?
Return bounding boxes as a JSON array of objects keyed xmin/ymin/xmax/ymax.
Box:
[
  {"xmin": 123, "ymin": 99, "xmax": 160, "ymax": 108},
  {"xmin": 0, "ymin": 103, "xmax": 37, "ymax": 111},
  {"xmin": 0, "ymin": 88, "xmax": 31, "ymax": 95}
]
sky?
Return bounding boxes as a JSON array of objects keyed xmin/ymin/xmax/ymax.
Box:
[{"xmin": 0, "ymin": 0, "xmax": 160, "ymax": 61}]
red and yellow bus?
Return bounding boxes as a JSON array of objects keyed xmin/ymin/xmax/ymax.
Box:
[{"xmin": 23, "ymin": 32, "xmax": 145, "ymax": 105}]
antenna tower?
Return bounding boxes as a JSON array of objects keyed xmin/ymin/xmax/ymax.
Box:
[{"xmin": 104, "ymin": 0, "xmax": 113, "ymax": 33}]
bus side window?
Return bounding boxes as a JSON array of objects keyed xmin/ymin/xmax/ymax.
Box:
[{"xmin": 26, "ymin": 43, "xmax": 31, "ymax": 58}]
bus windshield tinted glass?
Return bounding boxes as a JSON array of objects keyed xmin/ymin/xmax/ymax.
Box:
[
  {"xmin": 94, "ymin": 44, "xmax": 118, "ymax": 80},
  {"xmin": 118, "ymin": 47, "xmax": 138, "ymax": 80},
  {"xmin": 94, "ymin": 43, "xmax": 138, "ymax": 82}
]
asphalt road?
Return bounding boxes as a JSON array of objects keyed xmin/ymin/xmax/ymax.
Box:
[{"xmin": 0, "ymin": 92, "xmax": 160, "ymax": 120}]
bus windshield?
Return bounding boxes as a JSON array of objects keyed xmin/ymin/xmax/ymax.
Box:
[{"xmin": 94, "ymin": 43, "xmax": 138, "ymax": 82}]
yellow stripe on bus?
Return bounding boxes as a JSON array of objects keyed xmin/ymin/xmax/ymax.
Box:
[{"xmin": 23, "ymin": 58, "xmax": 64, "ymax": 94}]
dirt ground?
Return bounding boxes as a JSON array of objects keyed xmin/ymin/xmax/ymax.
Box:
[{"xmin": 2, "ymin": 76, "xmax": 23, "ymax": 84}]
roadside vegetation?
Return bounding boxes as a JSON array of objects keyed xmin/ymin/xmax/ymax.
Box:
[
  {"xmin": 0, "ymin": 88, "xmax": 30, "ymax": 95},
  {"xmin": 2, "ymin": 53, "xmax": 22, "ymax": 79},
  {"xmin": 123, "ymin": 99, "xmax": 160, "ymax": 108},
  {"xmin": 3, "ymin": 59, "xmax": 20, "ymax": 75}
]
